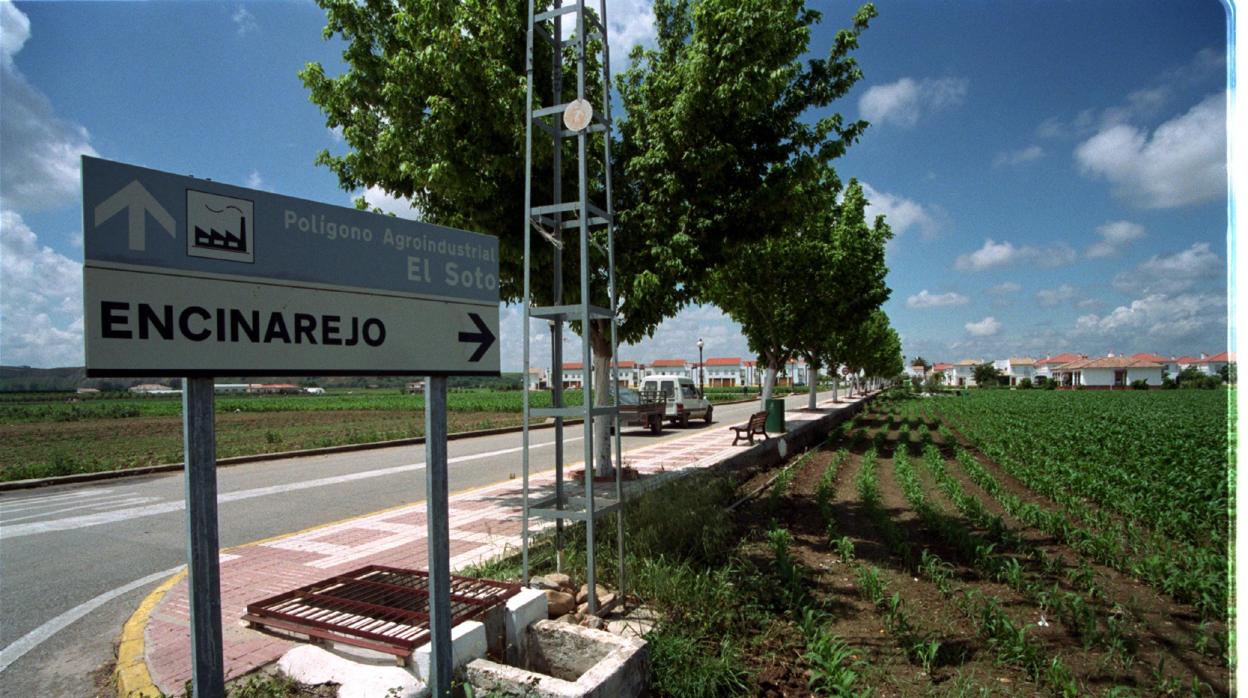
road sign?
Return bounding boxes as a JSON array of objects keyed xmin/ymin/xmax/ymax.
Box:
[{"xmin": 82, "ymin": 156, "xmax": 500, "ymax": 377}]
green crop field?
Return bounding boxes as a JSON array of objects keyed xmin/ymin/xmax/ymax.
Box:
[
  {"xmin": 925, "ymin": 389, "xmax": 1232, "ymax": 617},
  {"xmin": 0, "ymin": 385, "xmax": 766, "ymax": 481}
]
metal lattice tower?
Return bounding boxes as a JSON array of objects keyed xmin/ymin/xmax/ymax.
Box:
[{"xmin": 520, "ymin": 0, "xmax": 624, "ymax": 614}]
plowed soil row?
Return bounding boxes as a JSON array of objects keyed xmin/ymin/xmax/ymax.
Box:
[{"xmin": 729, "ymin": 398, "xmax": 1229, "ymax": 696}]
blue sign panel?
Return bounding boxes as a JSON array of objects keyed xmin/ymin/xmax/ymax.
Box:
[
  {"xmin": 82, "ymin": 156, "xmax": 499, "ymax": 304},
  {"xmin": 82, "ymin": 156, "xmax": 500, "ymax": 377}
]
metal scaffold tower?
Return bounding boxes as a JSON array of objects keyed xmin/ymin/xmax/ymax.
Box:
[{"xmin": 521, "ymin": 0, "xmax": 623, "ymax": 614}]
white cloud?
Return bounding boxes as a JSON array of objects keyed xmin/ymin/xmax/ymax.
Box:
[
  {"xmin": 1085, "ymin": 220, "xmax": 1145, "ymax": 258},
  {"xmin": 860, "ymin": 182, "xmax": 938, "ymax": 238},
  {"xmin": 599, "ymin": 0, "xmax": 655, "ymax": 62},
  {"xmin": 0, "ymin": 209, "xmax": 84, "ymax": 366},
  {"xmin": 906, "ymin": 289, "xmax": 969, "ymax": 309},
  {"xmin": 1075, "ymin": 93, "xmax": 1226, "ymax": 208},
  {"xmin": 988, "ymin": 282, "xmax": 1021, "ymax": 295},
  {"xmin": 0, "ymin": 0, "xmax": 98, "ymax": 211},
  {"xmin": 1112, "ymin": 242, "xmax": 1222, "ymax": 295},
  {"xmin": 993, "ymin": 145, "xmax": 1044, "ymax": 167},
  {"xmin": 232, "ymin": 6, "xmax": 258, "ymax": 36},
  {"xmin": 357, "ymin": 186, "xmax": 422, "ymax": 220},
  {"xmin": 858, "ymin": 76, "xmax": 968, "ymax": 127},
  {"xmin": 954, "ymin": 238, "xmax": 1075, "ymax": 272},
  {"xmin": 1035, "ymin": 284, "xmax": 1076, "ymax": 307},
  {"xmin": 965, "ymin": 316, "xmax": 1001, "ymax": 337},
  {"xmin": 245, "ymin": 169, "xmax": 268, "ymax": 191},
  {"xmin": 1074, "ymin": 292, "xmax": 1226, "ymax": 341}
]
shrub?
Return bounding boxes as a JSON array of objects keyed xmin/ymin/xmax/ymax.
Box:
[
  {"xmin": 1018, "ymin": 378, "xmax": 1033, "ymax": 390},
  {"xmin": 1130, "ymin": 379, "xmax": 1150, "ymax": 390},
  {"xmin": 1044, "ymin": 378, "xmax": 1058, "ymax": 390}
]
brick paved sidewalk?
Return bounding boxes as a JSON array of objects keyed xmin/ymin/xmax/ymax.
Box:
[{"xmin": 137, "ymin": 395, "xmax": 868, "ymax": 694}]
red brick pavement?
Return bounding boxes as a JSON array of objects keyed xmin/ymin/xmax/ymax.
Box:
[{"xmin": 141, "ymin": 397, "xmax": 862, "ymax": 694}]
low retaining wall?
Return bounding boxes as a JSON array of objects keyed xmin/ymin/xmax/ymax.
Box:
[{"xmin": 713, "ymin": 394, "xmax": 875, "ymax": 475}]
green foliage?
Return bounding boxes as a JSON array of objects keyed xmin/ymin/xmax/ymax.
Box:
[
  {"xmin": 1017, "ymin": 377, "xmax": 1033, "ymax": 389},
  {"xmin": 1130, "ymin": 378, "xmax": 1150, "ymax": 390},
  {"xmin": 972, "ymin": 362, "xmax": 1002, "ymax": 386}
]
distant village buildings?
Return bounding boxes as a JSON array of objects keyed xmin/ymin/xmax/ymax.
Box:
[{"xmin": 909, "ymin": 350, "xmax": 1235, "ymax": 389}]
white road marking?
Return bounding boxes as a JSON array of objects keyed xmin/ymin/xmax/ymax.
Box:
[
  {"xmin": 0, "ymin": 437, "xmax": 581, "ymax": 540},
  {"xmin": 0, "ymin": 565, "xmax": 184, "ymax": 674},
  {"xmin": 0, "ymin": 489, "xmax": 115, "ymax": 511},
  {"xmin": 1, "ymin": 496, "xmax": 160, "ymax": 524}
]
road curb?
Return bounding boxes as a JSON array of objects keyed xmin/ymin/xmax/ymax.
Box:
[
  {"xmin": 0, "ymin": 397, "xmax": 776, "ymax": 492},
  {"xmin": 106, "ymin": 391, "xmax": 861, "ymax": 696},
  {"xmin": 115, "ymin": 571, "xmax": 186, "ymax": 698}
]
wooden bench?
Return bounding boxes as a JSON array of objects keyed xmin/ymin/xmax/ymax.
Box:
[{"xmin": 731, "ymin": 411, "xmax": 769, "ymax": 445}]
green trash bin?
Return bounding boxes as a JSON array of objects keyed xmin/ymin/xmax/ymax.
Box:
[{"xmin": 765, "ymin": 398, "xmax": 786, "ymax": 433}]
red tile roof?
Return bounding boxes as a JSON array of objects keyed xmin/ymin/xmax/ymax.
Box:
[
  {"xmin": 1197, "ymin": 352, "xmax": 1235, "ymax": 363},
  {"xmin": 705, "ymin": 357, "xmax": 742, "ymax": 366},
  {"xmin": 1174, "ymin": 356, "xmax": 1203, "ymax": 364},
  {"xmin": 1130, "ymin": 352, "xmax": 1171, "ymax": 363},
  {"xmin": 651, "ymin": 359, "xmax": 687, "ymax": 367},
  {"xmin": 1057, "ymin": 356, "xmax": 1162, "ymax": 370},
  {"xmin": 1037, "ymin": 352, "xmax": 1085, "ymax": 365},
  {"xmin": 561, "ymin": 363, "xmax": 583, "ymax": 370},
  {"xmin": 932, "ymin": 362, "xmax": 953, "ymax": 371},
  {"xmin": 616, "ymin": 361, "xmax": 636, "ymax": 368}
]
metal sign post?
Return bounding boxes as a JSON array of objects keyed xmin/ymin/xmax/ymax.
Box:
[
  {"xmin": 182, "ymin": 376, "xmax": 224, "ymax": 696},
  {"xmin": 424, "ymin": 376, "xmax": 452, "ymax": 696}
]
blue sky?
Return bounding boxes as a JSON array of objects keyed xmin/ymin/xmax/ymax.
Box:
[{"xmin": 0, "ymin": 0, "xmax": 1233, "ymax": 371}]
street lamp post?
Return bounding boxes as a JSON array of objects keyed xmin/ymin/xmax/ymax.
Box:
[{"xmin": 697, "ymin": 338, "xmax": 704, "ymax": 393}]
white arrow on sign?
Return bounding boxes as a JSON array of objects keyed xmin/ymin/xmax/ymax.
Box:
[{"xmin": 93, "ymin": 180, "xmax": 175, "ymax": 252}]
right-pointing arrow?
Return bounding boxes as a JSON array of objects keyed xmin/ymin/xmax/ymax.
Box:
[
  {"xmin": 458, "ymin": 312, "xmax": 495, "ymax": 363},
  {"xmin": 94, "ymin": 180, "xmax": 175, "ymax": 252}
]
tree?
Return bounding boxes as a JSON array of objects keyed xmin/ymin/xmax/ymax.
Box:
[
  {"xmin": 793, "ymin": 178, "xmax": 892, "ymax": 408},
  {"xmin": 973, "ymin": 362, "xmax": 1002, "ymax": 387},
  {"xmin": 300, "ymin": 0, "xmax": 880, "ymax": 472}
]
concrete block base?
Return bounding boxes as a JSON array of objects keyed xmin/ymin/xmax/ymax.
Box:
[
  {"xmin": 466, "ymin": 620, "xmax": 648, "ymax": 698},
  {"xmin": 505, "ymin": 587, "xmax": 549, "ymax": 664},
  {"xmin": 412, "ymin": 620, "xmax": 488, "ymax": 683}
]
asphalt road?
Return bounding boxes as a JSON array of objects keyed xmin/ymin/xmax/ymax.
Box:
[{"xmin": 0, "ymin": 391, "xmax": 829, "ymax": 696}]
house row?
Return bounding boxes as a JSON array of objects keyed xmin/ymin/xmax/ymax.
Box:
[
  {"xmin": 910, "ymin": 351, "xmax": 1235, "ymax": 389},
  {"xmin": 527, "ymin": 357, "xmax": 814, "ymax": 390}
]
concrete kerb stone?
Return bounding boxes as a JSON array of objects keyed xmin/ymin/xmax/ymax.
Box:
[{"xmin": 412, "ymin": 620, "xmax": 488, "ymax": 683}]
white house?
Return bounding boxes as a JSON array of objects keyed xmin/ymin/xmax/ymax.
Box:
[
  {"xmin": 703, "ymin": 357, "xmax": 743, "ymax": 387},
  {"xmin": 1054, "ymin": 355, "xmax": 1164, "ymax": 388},
  {"xmin": 561, "ymin": 362, "xmax": 585, "ymax": 390},
  {"xmin": 524, "ymin": 367, "xmax": 548, "ymax": 391},
  {"xmin": 1182, "ymin": 352, "xmax": 1235, "ymax": 377},
  {"xmin": 1131, "ymin": 353, "xmax": 1180, "ymax": 378},
  {"xmin": 948, "ymin": 359, "xmax": 979, "ymax": 387},
  {"xmin": 1034, "ymin": 353, "xmax": 1085, "ymax": 381},
  {"xmin": 1005, "ymin": 357, "xmax": 1036, "ymax": 385},
  {"xmin": 647, "ymin": 359, "xmax": 690, "ymax": 379},
  {"xmin": 611, "ymin": 361, "xmax": 641, "ymax": 388},
  {"xmin": 742, "ymin": 360, "xmax": 763, "ymax": 387}
]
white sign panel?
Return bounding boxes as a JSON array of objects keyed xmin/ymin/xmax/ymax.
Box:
[{"xmin": 82, "ymin": 156, "xmax": 500, "ymax": 377}]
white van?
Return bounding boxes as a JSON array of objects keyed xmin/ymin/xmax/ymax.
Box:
[{"xmin": 637, "ymin": 374, "xmax": 712, "ymax": 427}]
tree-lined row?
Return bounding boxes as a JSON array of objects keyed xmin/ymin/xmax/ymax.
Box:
[{"xmin": 300, "ymin": 0, "xmax": 901, "ymax": 469}]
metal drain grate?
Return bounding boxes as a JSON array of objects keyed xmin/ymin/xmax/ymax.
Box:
[{"xmin": 242, "ymin": 564, "xmax": 520, "ymax": 658}]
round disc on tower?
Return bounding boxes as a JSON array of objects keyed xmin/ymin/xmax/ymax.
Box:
[{"xmin": 563, "ymin": 98, "xmax": 593, "ymax": 132}]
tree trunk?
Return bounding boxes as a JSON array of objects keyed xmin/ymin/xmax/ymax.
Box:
[
  {"xmin": 760, "ymin": 350, "xmax": 778, "ymax": 405},
  {"xmin": 589, "ymin": 320, "xmax": 614, "ymax": 477},
  {"xmin": 807, "ymin": 356, "xmax": 820, "ymax": 410}
]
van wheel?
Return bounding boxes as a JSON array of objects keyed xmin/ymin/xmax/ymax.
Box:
[
  {"xmin": 704, "ymin": 406, "xmax": 713, "ymax": 424},
  {"xmin": 680, "ymin": 412, "xmax": 690, "ymax": 428},
  {"xmin": 650, "ymin": 418, "xmax": 661, "ymax": 435}
]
